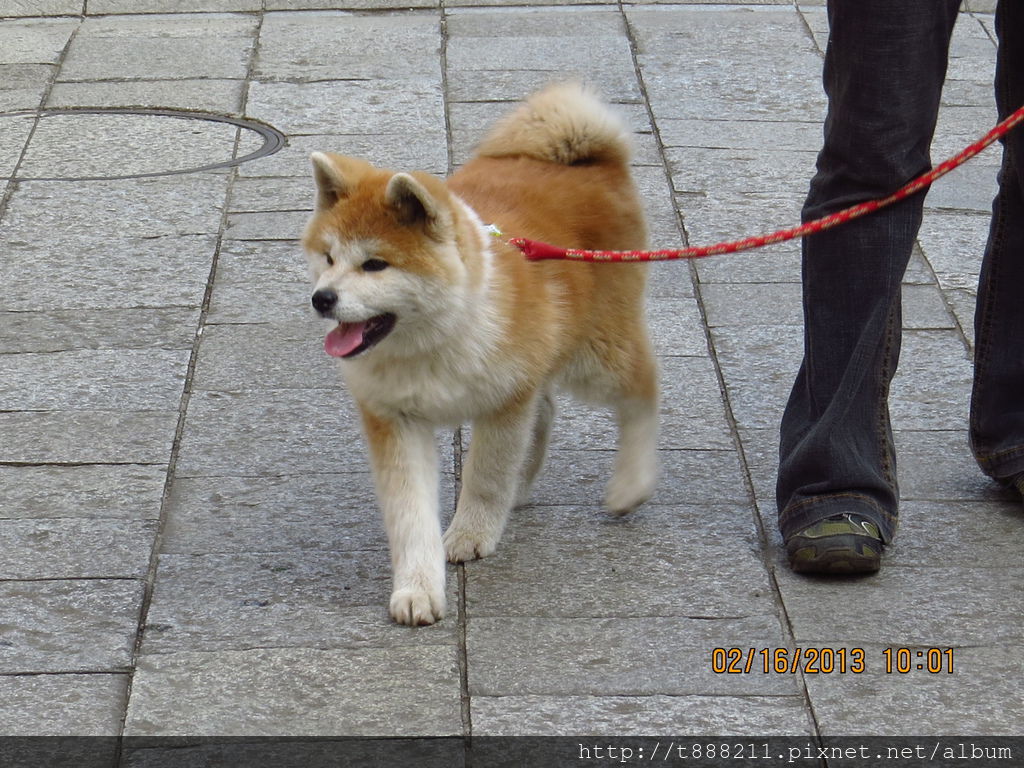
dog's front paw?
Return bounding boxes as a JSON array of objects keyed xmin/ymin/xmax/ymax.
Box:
[
  {"xmin": 390, "ymin": 586, "xmax": 446, "ymax": 626},
  {"xmin": 442, "ymin": 524, "xmax": 499, "ymax": 563}
]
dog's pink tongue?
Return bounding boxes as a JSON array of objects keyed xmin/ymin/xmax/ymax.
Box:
[{"xmin": 324, "ymin": 322, "xmax": 366, "ymax": 358}]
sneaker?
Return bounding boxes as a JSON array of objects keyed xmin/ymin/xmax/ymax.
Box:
[{"xmin": 786, "ymin": 512, "xmax": 884, "ymax": 574}]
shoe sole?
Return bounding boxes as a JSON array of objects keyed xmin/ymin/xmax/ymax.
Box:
[{"xmin": 788, "ymin": 536, "xmax": 882, "ymax": 575}]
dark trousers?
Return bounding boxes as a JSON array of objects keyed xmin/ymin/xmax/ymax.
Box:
[{"xmin": 777, "ymin": 0, "xmax": 1024, "ymax": 543}]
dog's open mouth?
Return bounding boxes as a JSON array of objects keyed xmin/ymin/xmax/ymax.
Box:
[{"xmin": 324, "ymin": 313, "xmax": 397, "ymax": 359}]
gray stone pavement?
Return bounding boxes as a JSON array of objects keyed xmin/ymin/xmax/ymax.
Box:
[{"xmin": 1, "ymin": 0, "xmax": 1022, "ymax": 753}]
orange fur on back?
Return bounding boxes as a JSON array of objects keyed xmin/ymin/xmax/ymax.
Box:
[{"xmin": 450, "ymin": 156, "xmax": 652, "ymax": 395}]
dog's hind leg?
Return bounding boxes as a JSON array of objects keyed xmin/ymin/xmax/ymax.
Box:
[
  {"xmin": 604, "ymin": 344, "xmax": 660, "ymax": 517},
  {"xmin": 444, "ymin": 393, "xmax": 537, "ymax": 562},
  {"xmin": 515, "ymin": 389, "xmax": 554, "ymax": 507}
]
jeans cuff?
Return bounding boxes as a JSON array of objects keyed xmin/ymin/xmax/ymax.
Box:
[
  {"xmin": 778, "ymin": 493, "xmax": 898, "ymax": 544},
  {"xmin": 974, "ymin": 444, "xmax": 1024, "ymax": 483}
]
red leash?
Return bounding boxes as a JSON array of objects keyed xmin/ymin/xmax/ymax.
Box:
[{"xmin": 511, "ymin": 105, "xmax": 1024, "ymax": 263}]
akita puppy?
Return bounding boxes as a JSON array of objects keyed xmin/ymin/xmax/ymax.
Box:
[{"xmin": 302, "ymin": 83, "xmax": 659, "ymax": 625}]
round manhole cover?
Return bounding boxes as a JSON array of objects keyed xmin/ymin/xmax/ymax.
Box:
[{"xmin": 4, "ymin": 108, "xmax": 285, "ymax": 181}]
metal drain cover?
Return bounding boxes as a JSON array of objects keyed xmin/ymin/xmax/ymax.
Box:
[{"xmin": 7, "ymin": 108, "xmax": 285, "ymax": 181}]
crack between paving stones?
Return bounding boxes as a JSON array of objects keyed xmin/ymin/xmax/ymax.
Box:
[
  {"xmin": 782, "ymin": 9, "xmax": 840, "ymax": 749},
  {"xmin": 0, "ymin": 461, "xmax": 166, "ymax": 468},
  {"xmin": 439, "ymin": 3, "xmax": 475, "ymax": 754},
  {"xmin": 0, "ymin": 576, "xmax": 144, "ymax": 583},
  {"xmin": 115, "ymin": 5, "xmax": 270, "ymax": 744},
  {"xmin": 907, "ymin": 241, "xmax": 977, "ymax": 357},
  {"xmin": 468, "ymin": 692, "xmax": 811, "ymax": 704},
  {"xmin": 619, "ymin": 0, "xmax": 827, "ymax": 743},
  {"xmin": 0, "ymin": 16, "xmax": 82, "ymax": 222},
  {"xmin": 0, "ymin": 670, "xmax": 129, "ymax": 678}
]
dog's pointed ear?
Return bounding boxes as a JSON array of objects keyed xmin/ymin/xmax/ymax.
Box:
[
  {"xmin": 384, "ymin": 172, "xmax": 452, "ymax": 240},
  {"xmin": 310, "ymin": 152, "xmax": 349, "ymax": 211}
]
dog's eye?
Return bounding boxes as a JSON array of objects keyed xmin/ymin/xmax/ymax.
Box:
[
  {"xmin": 361, "ymin": 259, "xmax": 389, "ymax": 272},
  {"xmin": 324, "ymin": 253, "xmax": 334, "ymax": 266}
]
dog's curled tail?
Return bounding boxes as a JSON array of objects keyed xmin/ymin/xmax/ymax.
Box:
[{"xmin": 474, "ymin": 82, "xmax": 632, "ymax": 167}]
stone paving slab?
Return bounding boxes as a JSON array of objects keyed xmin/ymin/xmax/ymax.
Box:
[
  {"xmin": 447, "ymin": 36, "xmax": 635, "ymax": 84},
  {"xmin": 693, "ymin": 242, "xmax": 803, "ymax": 284},
  {"xmin": 229, "ymin": 176, "xmax": 312, "ymax": 212},
  {"xmin": 894, "ymin": 429, "xmax": 1010, "ymax": 501},
  {"xmin": 631, "ymin": 165, "xmax": 690, "ymax": 259},
  {"xmin": 57, "ymin": 15, "xmax": 258, "ymax": 82},
  {"xmin": 124, "ymin": 646, "xmax": 462, "ymax": 736},
  {"xmin": 0, "ymin": 64, "xmax": 51, "ymax": 111},
  {"xmin": 0, "ymin": 0, "xmax": 84, "ymax": 15},
  {"xmin": 0, "ymin": 519, "xmax": 157, "ymax": 579},
  {"xmin": 160, "ymin": 473, "xmax": 460, "ymax": 554},
  {"xmin": 89, "ymin": 0, "xmax": 261, "ymax": 12},
  {"xmin": 266, "ymin": 0, "xmax": 437, "ymax": 9},
  {"xmin": 0, "ymin": 348, "xmax": 189, "ymax": 410},
  {"xmin": 467, "ymin": 615, "xmax": 797, "ymax": 697},
  {"xmin": 189, "ymin": 321, "xmax": 341, "ymax": 391},
  {"xmin": 205, "ymin": 240, "xmax": 311, "ymax": 323},
  {"xmin": 2, "ymin": 175, "xmax": 228, "ymax": 237},
  {"xmin": 0, "ymin": 19, "xmax": 77, "ymax": 64},
  {"xmin": 0, "ymin": 674, "xmax": 129, "ymax": 736},
  {"xmin": 760, "ymin": 498, "xmax": 1024, "ymax": 571},
  {"xmin": 629, "ymin": 8, "xmax": 826, "ymax": 123},
  {"xmin": 247, "ymin": 79, "xmax": 445, "ymax": 137},
  {"xmin": 777, "ymin": 565, "xmax": 1024, "ymax": 647},
  {"xmin": 237, "ymin": 132, "xmax": 450, "ymax": 177},
  {"xmin": 0, "ymin": 580, "xmax": 144, "ymax": 673},
  {"xmin": 224, "ymin": 210, "xmax": 310, "ymax": 240},
  {"xmin": 175, "ymin": 389, "xmax": 355, "ymax": 475},
  {"xmin": 532, "ymin": 448, "xmax": 750, "ymax": 509},
  {"xmin": 647, "ymin": 297, "xmax": 708, "ymax": 353},
  {"xmin": 0, "ymin": 115, "xmax": 37, "ymax": 177},
  {"xmin": 254, "ymin": 11, "xmax": 440, "ymax": 82},
  {"xmin": 549, "ymin": 358, "xmax": 733, "ymax": 451},
  {"xmin": 141, "ymin": 550, "xmax": 459, "ymax": 653},
  {"xmin": 45, "ymin": 79, "xmax": 247, "ymax": 114},
  {"xmin": 471, "ymin": 694, "xmax": 814, "ymax": 737},
  {"xmin": 0, "ymin": 411, "xmax": 178, "ymax": 465},
  {"xmin": 0, "ymin": 464, "xmax": 167, "ymax": 520},
  {"xmin": 706, "ymin": 325, "xmax": 803, "ymax": 432},
  {"xmin": 901, "ymin": 284, "xmax": 958, "ymax": 330},
  {"xmin": 2, "ymin": 235, "xmax": 219, "ymax": 311},
  {"xmin": 889, "ymin": 331, "xmax": 975, "ymax": 429},
  {"xmin": 0, "ymin": 307, "xmax": 199, "ymax": 354},
  {"xmin": 804, "ymin": 644, "xmax": 1024, "ymax": 737},
  {"xmin": 465, "ymin": 503, "xmax": 769, "ymax": 618},
  {"xmin": 918, "ymin": 211, "xmax": 989, "ymax": 289}
]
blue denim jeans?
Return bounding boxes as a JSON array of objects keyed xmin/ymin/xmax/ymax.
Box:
[{"xmin": 777, "ymin": 0, "xmax": 1024, "ymax": 544}]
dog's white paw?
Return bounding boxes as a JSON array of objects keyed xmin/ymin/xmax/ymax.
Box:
[
  {"xmin": 389, "ymin": 586, "xmax": 445, "ymax": 626},
  {"xmin": 605, "ymin": 469, "xmax": 656, "ymax": 517},
  {"xmin": 442, "ymin": 524, "xmax": 499, "ymax": 563}
]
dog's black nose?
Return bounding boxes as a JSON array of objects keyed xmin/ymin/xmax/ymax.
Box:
[{"xmin": 311, "ymin": 289, "xmax": 338, "ymax": 315}]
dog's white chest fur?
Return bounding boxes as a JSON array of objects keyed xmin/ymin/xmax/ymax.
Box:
[{"xmin": 342, "ymin": 342, "xmax": 520, "ymax": 425}]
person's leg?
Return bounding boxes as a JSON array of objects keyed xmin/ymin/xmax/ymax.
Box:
[
  {"xmin": 970, "ymin": 0, "xmax": 1024, "ymax": 491},
  {"xmin": 777, "ymin": 0, "xmax": 961, "ymax": 572}
]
